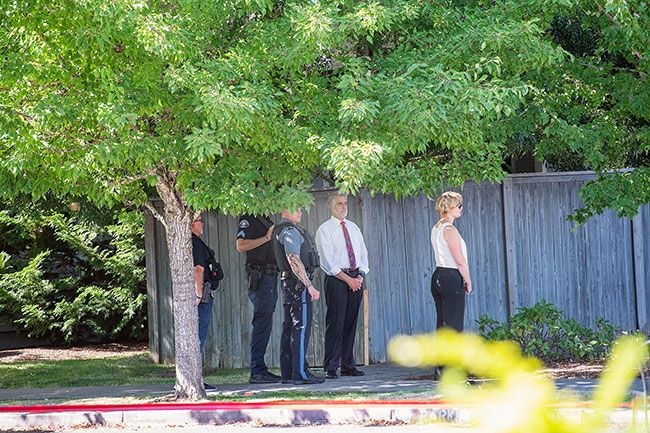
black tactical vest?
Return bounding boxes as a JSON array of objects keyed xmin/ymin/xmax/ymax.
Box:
[
  {"xmin": 272, "ymin": 221, "xmax": 320, "ymax": 274},
  {"xmin": 242, "ymin": 215, "xmax": 276, "ymax": 266}
]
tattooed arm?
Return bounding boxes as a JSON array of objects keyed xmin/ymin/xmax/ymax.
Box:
[{"xmin": 288, "ymin": 254, "xmax": 320, "ymax": 301}]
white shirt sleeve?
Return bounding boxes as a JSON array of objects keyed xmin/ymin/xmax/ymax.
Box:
[{"xmin": 316, "ymin": 222, "xmax": 343, "ymax": 276}]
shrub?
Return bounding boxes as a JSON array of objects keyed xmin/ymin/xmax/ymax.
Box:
[
  {"xmin": 476, "ymin": 300, "xmax": 618, "ymax": 362},
  {"xmin": 0, "ymin": 197, "xmax": 146, "ymax": 343}
]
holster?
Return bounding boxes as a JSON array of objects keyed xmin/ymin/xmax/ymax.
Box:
[
  {"xmin": 245, "ymin": 263, "xmax": 263, "ymax": 290},
  {"xmin": 200, "ymin": 281, "xmax": 213, "ymax": 304}
]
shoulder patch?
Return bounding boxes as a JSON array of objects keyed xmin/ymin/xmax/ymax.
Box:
[{"xmin": 239, "ymin": 219, "xmax": 250, "ymax": 229}]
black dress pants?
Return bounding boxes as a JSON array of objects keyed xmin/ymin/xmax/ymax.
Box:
[
  {"xmin": 431, "ymin": 267, "xmax": 465, "ymax": 332},
  {"xmin": 323, "ymin": 273, "xmax": 363, "ymax": 372},
  {"xmin": 280, "ymin": 278, "xmax": 313, "ymax": 381}
]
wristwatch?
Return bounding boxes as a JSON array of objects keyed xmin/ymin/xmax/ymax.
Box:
[{"xmin": 358, "ymin": 271, "xmax": 366, "ymax": 278}]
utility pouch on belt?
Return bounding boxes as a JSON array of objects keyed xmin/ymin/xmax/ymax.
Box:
[
  {"xmin": 245, "ymin": 264, "xmax": 262, "ymax": 290},
  {"xmin": 200, "ymin": 281, "xmax": 213, "ymax": 304}
]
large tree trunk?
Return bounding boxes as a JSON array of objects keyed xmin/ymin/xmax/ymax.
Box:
[{"xmin": 156, "ymin": 178, "xmax": 206, "ymax": 400}]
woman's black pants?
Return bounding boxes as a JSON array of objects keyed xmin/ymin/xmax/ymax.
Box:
[{"xmin": 430, "ymin": 267, "xmax": 465, "ymax": 332}]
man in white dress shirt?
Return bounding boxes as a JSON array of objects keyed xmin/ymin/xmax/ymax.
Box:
[{"xmin": 315, "ymin": 193, "xmax": 370, "ymax": 379}]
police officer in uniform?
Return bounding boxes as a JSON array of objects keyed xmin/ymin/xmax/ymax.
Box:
[
  {"xmin": 272, "ymin": 208, "xmax": 325, "ymax": 385},
  {"xmin": 236, "ymin": 214, "xmax": 281, "ymax": 384},
  {"xmin": 192, "ymin": 213, "xmax": 223, "ymax": 391}
]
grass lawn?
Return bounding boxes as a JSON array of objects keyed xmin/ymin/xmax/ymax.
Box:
[
  {"xmin": 0, "ymin": 353, "xmax": 251, "ymax": 389},
  {"xmin": 0, "ymin": 354, "xmax": 439, "ymax": 405}
]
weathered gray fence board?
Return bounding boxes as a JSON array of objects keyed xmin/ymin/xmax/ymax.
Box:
[
  {"xmin": 456, "ymin": 182, "xmax": 509, "ymax": 329},
  {"xmin": 387, "ymin": 197, "xmax": 410, "ymax": 336},
  {"xmin": 362, "ymin": 191, "xmax": 387, "ymax": 362},
  {"xmin": 152, "ymin": 212, "xmax": 175, "ymax": 363},
  {"xmin": 502, "ymin": 177, "xmax": 518, "ymax": 316},
  {"xmin": 146, "ymin": 172, "xmax": 649, "ymax": 366},
  {"xmin": 144, "ymin": 210, "xmax": 160, "ymax": 362},
  {"xmin": 401, "ymin": 195, "xmax": 436, "ymax": 335},
  {"xmin": 506, "ymin": 175, "xmax": 638, "ymax": 330},
  {"xmin": 633, "ymin": 206, "xmax": 649, "ymax": 332}
]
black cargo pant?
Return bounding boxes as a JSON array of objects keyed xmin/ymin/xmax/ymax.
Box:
[
  {"xmin": 280, "ymin": 277, "xmax": 313, "ymax": 381},
  {"xmin": 431, "ymin": 267, "xmax": 466, "ymax": 332},
  {"xmin": 248, "ymin": 272, "xmax": 278, "ymax": 375}
]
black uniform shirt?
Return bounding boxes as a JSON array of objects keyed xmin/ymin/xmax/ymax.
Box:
[
  {"xmin": 192, "ymin": 234, "xmax": 210, "ymax": 270},
  {"xmin": 237, "ymin": 215, "xmax": 276, "ymax": 266}
]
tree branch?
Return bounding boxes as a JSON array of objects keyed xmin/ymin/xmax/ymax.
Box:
[
  {"xmin": 158, "ymin": 167, "xmax": 186, "ymax": 212},
  {"xmin": 577, "ymin": 60, "xmax": 647, "ymax": 79},
  {"xmin": 113, "ymin": 173, "xmax": 149, "ymax": 187},
  {"xmin": 0, "ymin": 107, "xmax": 35, "ymax": 122},
  {"xmin": 143, "ymin": 201, "xmax": 168, "ymax": 230},
  {"xmin": 594, "ymin": 1, "xmax": 644, "ymax": 61}
]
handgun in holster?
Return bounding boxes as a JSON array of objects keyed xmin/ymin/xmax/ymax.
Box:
[{"xmin": 245, "ymin": 263, "xmax": 262, "ymax": 290}]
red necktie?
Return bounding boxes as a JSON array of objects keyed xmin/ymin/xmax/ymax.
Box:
[{"xmin": 341, "ymin": 221, "xmax": 357, "ymax": 270}]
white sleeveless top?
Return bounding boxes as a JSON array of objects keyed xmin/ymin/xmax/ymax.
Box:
[{"xmin": 431, "ymin": 222, "xmax": 467, "ymax": 269}]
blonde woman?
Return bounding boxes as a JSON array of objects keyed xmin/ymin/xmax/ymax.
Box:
[{"xmin": 430, "ymin": 192, "xmax": 472, "ymax": 332}]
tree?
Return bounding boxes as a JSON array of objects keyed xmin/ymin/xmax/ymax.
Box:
[
  {"xmin": 1, "ymin": 0, "xmax": 647, "ymax": 399},
  {"xmin": 1, "ymin": 0, "xmax": 319, "ymax": 399}
]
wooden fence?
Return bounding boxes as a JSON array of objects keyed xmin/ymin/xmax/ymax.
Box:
[
  {"xmin": 145, "ymin": 190, "xmax": 365, "ymax": 368},
  {"xmin": 145, "ymin": 171, "xmax": 649, "ymax": 366}
]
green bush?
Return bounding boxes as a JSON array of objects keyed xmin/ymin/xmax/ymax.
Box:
[
  {"xmin": 476, "ymin": 300, "xmax": 618, "ymax": 362},
  {"xmin": 0, "ymin": 197, "xmax": 146, "ymax": 343}
]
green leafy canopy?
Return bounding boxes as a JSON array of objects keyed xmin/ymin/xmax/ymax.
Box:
[{"xmin": 1, "ymin": 0, "xmax": 648, "ymax": 215}]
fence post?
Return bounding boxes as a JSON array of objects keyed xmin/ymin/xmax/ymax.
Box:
[{"xmin": 502, "ymin": 177, "xmax": 518, "ymax": 319}]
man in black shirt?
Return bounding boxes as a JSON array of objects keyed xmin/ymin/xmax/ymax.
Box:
[
  {"xmin": 236, "ymin": 214, "xmax": 281, "ymax": 384},
  {"xmin": 192, "ymin": 214, "xmax": 218, "ymax": 391}
]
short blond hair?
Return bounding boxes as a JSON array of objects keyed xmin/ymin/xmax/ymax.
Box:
[{"xmin": 435, "ymin": 191, "xmax": 463, "ymax": 216}]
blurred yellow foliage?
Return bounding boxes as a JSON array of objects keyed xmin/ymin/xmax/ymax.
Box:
[{"xmin": 388, "ymin": 329, "xmax": 648, "ymax": 433}]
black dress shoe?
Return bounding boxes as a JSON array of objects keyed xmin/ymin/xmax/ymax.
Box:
[
  {"xmin": 203, "ymin": 382, "xmax": 217, "ymax": 391},
  {"xmin": 281, "ymin": 378, "xmax": 292, "ymax": 384},
  {"xmin": 325, "ymin": 370, "xmax": 338, "ymax": 379},
  {"xmin": 293, "ymin": 375, "xmax": 326, "ymax": 385},
  {"xmin": 249, "ymin": 372, "xmax": 281, "ymax": 384},
  {"xmin": 340, "ymin": 368, "xmax": 365, "ymax": 377},
  {"xmin": 265, "ymin": 371, "xmax": 282, "ymax": 380}
]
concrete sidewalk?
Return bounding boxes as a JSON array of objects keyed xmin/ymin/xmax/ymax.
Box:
[
  {"xmin": 0, "ymin": 363, "xmax": 646, "ymax": 403},
  {"xmin": 0, "ymin": 363, "xmax": 436, "ymax": 402},
  {"xmin": 0, "ymin": 363, "xmax": 647, "ymax": 430}
]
